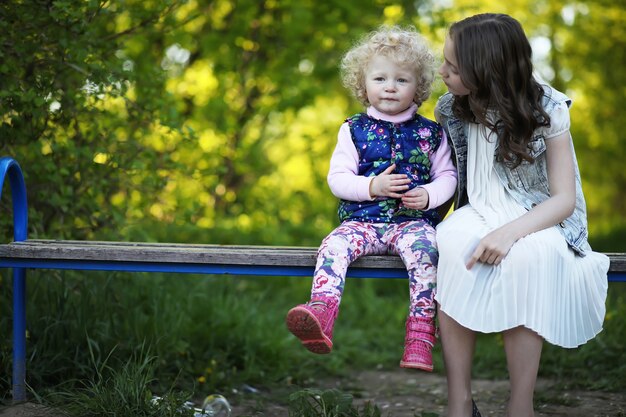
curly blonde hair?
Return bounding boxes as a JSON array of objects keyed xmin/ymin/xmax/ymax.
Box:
[{"xmin": 340, "ymin": 25, "xmax": 436, "ymax": 108}]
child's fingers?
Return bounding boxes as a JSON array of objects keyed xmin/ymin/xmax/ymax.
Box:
[
  {"xmin": 389, "ymin": 176, "xmax": 410, "ymax": 186},
  {"xmin": 382, "ymin": 164, "xmax": 397, "ymax": 174}
]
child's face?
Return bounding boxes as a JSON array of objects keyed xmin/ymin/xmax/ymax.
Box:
[
  {"xmin": 365, "ymin": 55, "xmax": 417, "ymax": 115},
  {"xmin": 439, "ymin": 37, "xmax": 470, "ymax": 96}
]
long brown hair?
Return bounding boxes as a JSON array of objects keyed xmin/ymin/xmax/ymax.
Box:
[{"xmin": 450, "ymin": 13, "xmax": 550, "ymax": 167}]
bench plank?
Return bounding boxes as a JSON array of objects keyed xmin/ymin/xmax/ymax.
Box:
[
  {"xmin": 0, "ymin": 239, "xmax": 401, "ymax": 269},
  {"xmin": 1, "ymin": 239, "xmax": 625, "ymax": 272}
]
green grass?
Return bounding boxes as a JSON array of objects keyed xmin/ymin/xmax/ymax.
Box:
[
  {"xmin": 288, "ymin": 388, "xmax": 383, "ymax": 417},
  {"xmin": 1, "ymin": 268, "xmax": 625, "ymax": 415},
  {"xmin": 45, "ymin": 342, "xmax": 195, "ymax": 416}
]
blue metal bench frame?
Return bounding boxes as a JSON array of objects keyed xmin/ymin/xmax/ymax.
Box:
[{"xmin": 1, "ymin": 156, "xmax": 624, "ymax": 403}]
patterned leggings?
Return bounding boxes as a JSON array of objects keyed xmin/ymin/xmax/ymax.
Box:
[{"xmin": 310, "ymin": 220, "xmax": 438, "ymax": 319}]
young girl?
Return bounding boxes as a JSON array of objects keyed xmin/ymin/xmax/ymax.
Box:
[
  {"xmin": 435, "ymin": 13, "xmax": 609, "ymax": 417},
  {"xmin": 285, "ymin": 26, "xmax": 457, "ymax": 371}
]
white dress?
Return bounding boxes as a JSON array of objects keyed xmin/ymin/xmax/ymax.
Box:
[{"xmin": 434, "ymin": 104, "xmax": 609, "ymax": 348}]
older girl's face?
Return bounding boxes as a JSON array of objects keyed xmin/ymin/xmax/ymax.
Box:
[{"xmin": 439, "ymin": 36, "xmax": 470, "ymax": 96}]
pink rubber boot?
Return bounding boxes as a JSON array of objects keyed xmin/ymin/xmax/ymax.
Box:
[
  {"xmin": 285, "ymin": 296, "xmax": 339, "ymax": 354},
  {"xmin": 399, "ymin": 316, "xmax": 436, "ymax": 371}
]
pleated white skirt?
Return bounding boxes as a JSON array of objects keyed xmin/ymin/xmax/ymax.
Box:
[
  {"xmin": 435, "ymin": 205, "xmax": 609, "ymax": 348},
  {"xmin": 435, "ymin": 120, "xmax": 608, "ymax": 348}
]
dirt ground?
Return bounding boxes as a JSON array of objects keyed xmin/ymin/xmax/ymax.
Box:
[{"xmin": 1, "ymin": 369, "xmax": 625, "ymax": 416}]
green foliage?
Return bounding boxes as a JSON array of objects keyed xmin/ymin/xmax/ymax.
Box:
[
  {"xmin": 0, "ymin": 0, "xmax": 189, "ymax": 240},
  {"xmin": 0, "ymin": 0, "xmax": 428, "ymax": 245},
  {"xmin": 559, "ymin": 1, "xmax": 626, "ymax": 236},
  {"xmin": 2, "ymin": 0, "xmax": 624, "ymax": 243},
  {"xmin": 1, "ymin": 0, "xmax": 626, "ymax": 414}
]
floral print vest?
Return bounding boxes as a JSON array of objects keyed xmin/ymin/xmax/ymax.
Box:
[{"xmin": 338, "ymin": 112, "xmax": 444, "ymax": 226}]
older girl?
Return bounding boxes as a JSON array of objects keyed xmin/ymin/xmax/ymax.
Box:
[{"xmin": 435, "ymin": 13, "xmax": 608, "ymax": 417}]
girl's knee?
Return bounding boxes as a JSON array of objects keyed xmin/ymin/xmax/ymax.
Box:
[{"xmin": 318, "ymin": 235, "xmax": 360, "ymax": 261}]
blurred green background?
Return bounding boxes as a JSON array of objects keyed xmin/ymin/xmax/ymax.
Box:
[{"xmin": 1, "ymin": 0, "xmax": 625, "ymax": 411}]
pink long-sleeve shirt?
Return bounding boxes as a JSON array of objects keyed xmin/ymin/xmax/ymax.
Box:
[{"xmin": 327, "ymin": 103, "xmax": 457, "ymax": 210}]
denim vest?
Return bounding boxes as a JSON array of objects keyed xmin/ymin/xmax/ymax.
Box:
[
  {"xmin": 434, "ymin": 85, "xmax": 590, "ymax": 255},
  {"xmin": 338, "ymin": 112, "xmax": 443, "ymax": 226}
]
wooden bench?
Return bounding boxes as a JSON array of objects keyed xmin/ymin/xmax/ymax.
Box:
[{"xmin": 1, "ymin": 157, "xmax": 625, "ymax": 403}]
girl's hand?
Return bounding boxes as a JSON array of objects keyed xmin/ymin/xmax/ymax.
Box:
[
  {"xmin": 466, "ymin": 226, "xmax": 517, "ymax": 270},
  {"xmin": 401, "ymin": 187, "xmax": 429, "ymax": 210},
  {"xmin": 369, "ymin": 164, "xmax": 410, "ymax": 198}
]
